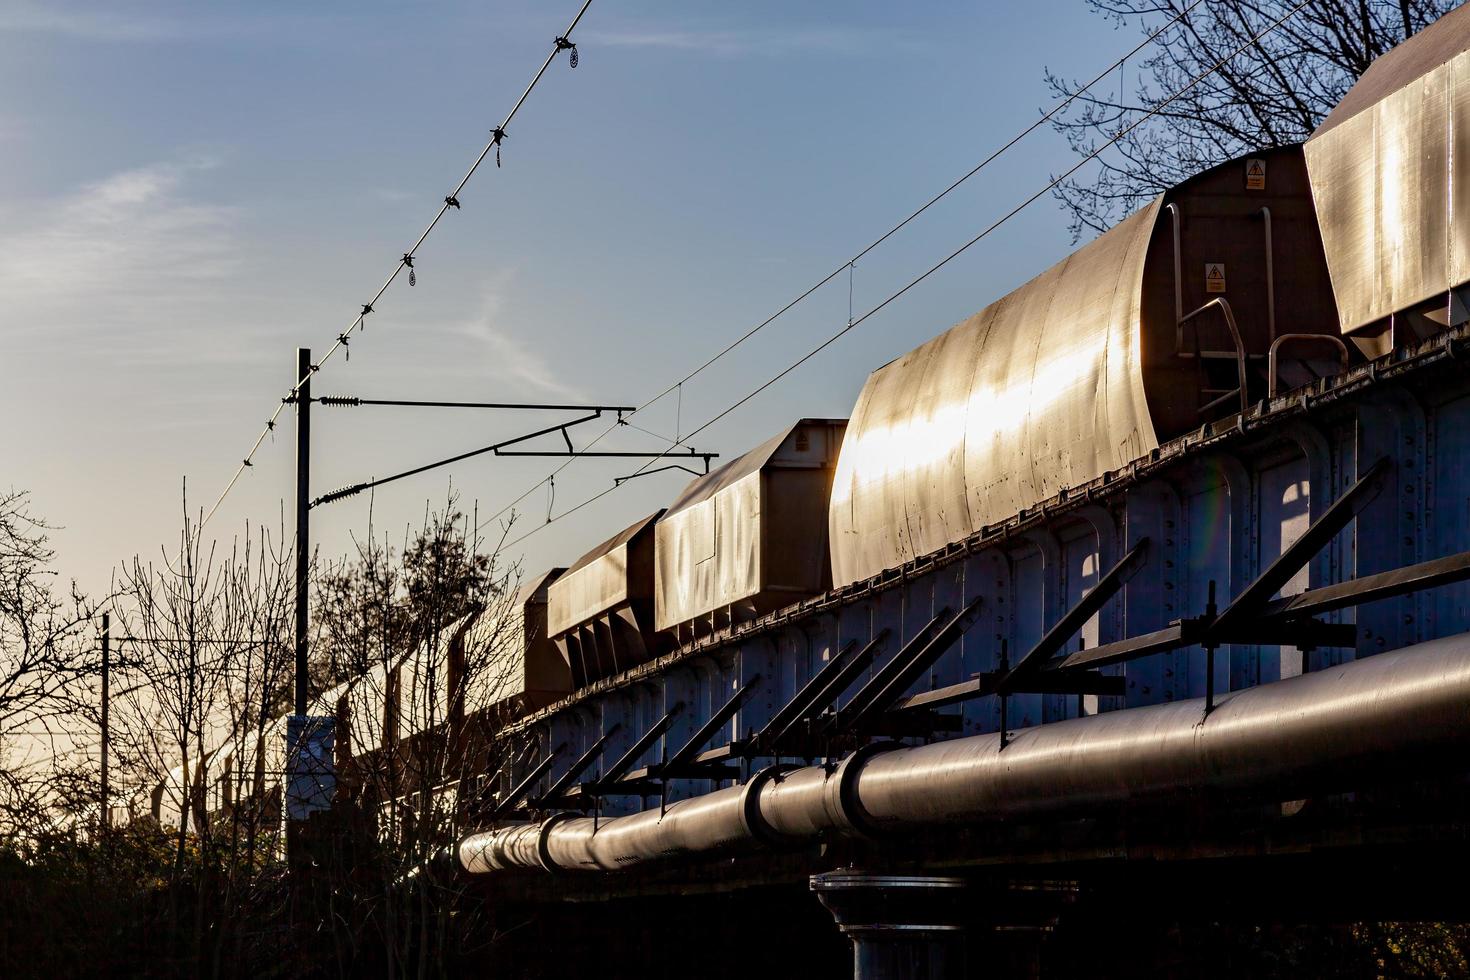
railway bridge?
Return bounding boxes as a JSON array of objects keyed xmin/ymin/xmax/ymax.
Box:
[
  {"xmin": 456, "ymin": 319, "xmax": 1470, "ymax": 977},
  {"xmin": 446, "ymin": 17, "xmax": 1470, "ymax": 974}
]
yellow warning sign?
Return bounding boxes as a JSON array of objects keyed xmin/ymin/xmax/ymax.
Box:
[
  {"xmin": 1246, "ymin": 158, "xmax": 1266, "ymax": 190},
  {"xmin": 1205, "ymin": 263, "xmax": 1227, "ymax": 293}
]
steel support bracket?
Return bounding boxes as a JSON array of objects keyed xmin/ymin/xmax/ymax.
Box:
[
  {"xmin": 1054, "ymin": 460, "xmax": 1391, "ymax": 673},
  {"xmin": 530, "ymin": 723, "xmax": 622, "ymax": 808},
  {"xmin": 993, "ymin": 538, "xmax": 1150, "ymax": 695},
  {"xmin": 754, "ymin": 632, "xmax": 890, "ymax": 755},
  {"xmin": 822, "ymin": 608, "xmax": 957, "ymax": 736},
  {"xmin": 892, "ymin": 669, "xmax": 1127, "ymax": 714},
  {"xmin": 584, "ymin": 702, "xmax": 683, "ymax": 793},
  {"xmin": 490, "ymin": 742, "xmax": 565, "ymax": 819},
  {"xmin": 1053, "ymin": 615, "xmax": 1356, "ymax": 672},
  {"xmin": 1209, "ymin": 456, "xmax": 1390, "ymax": 637},
  {"xmin": 656, "ymin": 675, "xmax": 762, "ymax": 778}
]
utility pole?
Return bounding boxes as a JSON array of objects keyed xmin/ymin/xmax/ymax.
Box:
[
  {"xmin": 294, "ymin": 348, "xmax": 311, "ymax": 717},
  {"xmin": 280, "ymin": 356, "xmax": 713, "ymax": 846},
  {"xmin": 99, "ymin": 612, "xmax": 110, "ymax": 830}
]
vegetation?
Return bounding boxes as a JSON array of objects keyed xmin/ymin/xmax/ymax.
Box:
[
  {"xmin": 1046, "ymin": 0, "xmax": 1458, "ymax": 238},
  {"xmin": 0, "ymin": 487, "xmax": 526, "ymax": 977}
]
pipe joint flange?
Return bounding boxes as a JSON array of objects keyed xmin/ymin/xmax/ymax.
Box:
[
  {"xmin": 456, "ymin": 832, "xmax": 490, "ymax": 874},
  {"xmin": 823, "ymin": 741, "xmax": 901, "ymax": 840},
  {"xmin": 738, "ymin": 763, "xmax": 800, "ymax": 847},
  {"xmin": 536, "ymin": 811, "xmax": 580, "ymax": 873},
  {"xmin": 486, "ymin": 828, "xmax": 519, "ymax": 872}
]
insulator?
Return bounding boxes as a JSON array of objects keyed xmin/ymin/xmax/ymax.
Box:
[{"xmin": 315, "ymin": 483, "xmax": 365, "ymax": 507}]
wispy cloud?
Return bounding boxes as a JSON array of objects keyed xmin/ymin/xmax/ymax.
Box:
[
  {"xmin": 0, "ymin": 2, "xmax": 331, "ymax": 44},
  {"xmin": 0, "ymin": 3, "xmax": 190, "ymax": 42},
  {"xmin": 586, "ymin": 26, "xmax": 916, "ymax": 58},
  {"xmin": 0, "ymin": 157, "xmax": 243, "ymax": 352},
  {"xmin": 445, "ymin": 280, "xmax": 586, "ymax": 402}
]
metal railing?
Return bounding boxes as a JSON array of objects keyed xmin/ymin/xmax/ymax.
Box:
[{"xmin": 1179, "ymin": 297, "xmax": 1249, "ymax": 416}]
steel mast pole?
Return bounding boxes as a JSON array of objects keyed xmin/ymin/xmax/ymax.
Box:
[
  {"xmin": 99, "ymin": 612, "xmax": 109, "ymax": 830},
  {"xmin": 294, "ymin": 348, "xmax": 311, "ymax": 717}
]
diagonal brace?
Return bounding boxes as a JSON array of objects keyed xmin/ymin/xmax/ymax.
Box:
[
  {"xmin": 824, "ymin": 609, "xmax": 954, "ymax": 734},
  {"xmin": 1258, "ymin": 548, "xmax": 1470, "ymax": 621},
  {"xmin": 1210, "ymin": 456, "xmax": 1390, "ymax": 636},
  {"xmin": 592, "ymin": 702, "xmax": 683, "ymax": 789},
  {"xmin": 659, "ymin": 674, "xmax": 762, "ymax": 777},
  {"xmin": 490, "ymin": 741, "xmax": 565, "ymax": 818},
  {"xmin": 850, "ymin": 596, "xmax": 986, "ymax": 732},
  {"xmin": 750, "ymin": 640, "xmax": 857, "ymax": 752},
  {"xmin": 532, "ymin": 723, "xmax": 622, "ymax": 805},
  {"xmin": 762, "ymin": 633, "xmax": 889, "ymax": 752},
  {"xmin": 994, "ymin": 538, "xmax": 1150, "ymax": 696}
]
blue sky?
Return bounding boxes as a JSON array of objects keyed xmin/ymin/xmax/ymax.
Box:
[{"xmin": 1, "ymin": 0, "xmax": 1126, "ymax": 598}]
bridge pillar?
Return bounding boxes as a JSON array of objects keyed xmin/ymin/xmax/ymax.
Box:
[{"xmin": 810, "ymin": 872, "xmax": 968, "ymax": 979}]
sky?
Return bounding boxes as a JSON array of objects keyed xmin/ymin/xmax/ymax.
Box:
[{"xmin": 1, "ymin": 0, "xmax": 1128, "ymax": 607}]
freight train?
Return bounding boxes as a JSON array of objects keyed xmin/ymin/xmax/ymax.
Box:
[{"xmin": 146, "ymin": 9, "xmax": 1470, "ymax": 879}]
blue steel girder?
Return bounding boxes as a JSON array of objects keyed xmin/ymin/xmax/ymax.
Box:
[
  {"xmin": 1200, "ymin": 452, "xmax": 1257, "ymax": 692},
  {"xmin": 1121, "ymin": 481, "xmax": 1183, "ymax": 705},
  {"xmin": 963, "ymin": 547, "xmax": 1011, "ymax": 734},
  {"xmin": 1356, "ymin": 387, "xmax": 1428, "ymax": 657}
]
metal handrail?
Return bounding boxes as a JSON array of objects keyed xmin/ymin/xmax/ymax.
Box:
[
  {"xmin": 1179, "ymin": 298, "xmax": 1248, "ymax": 416},
  {"xmin": 1267, "ymin": 333, "xmax": 1350, "ymax": 398},
  {"xmin": 1166, "ymin": 202, "xmax": 1184, "ymax": 329},
  {"xmin": 1258, "ymin": 206, "xmax": 1276, "ymax": 344}
]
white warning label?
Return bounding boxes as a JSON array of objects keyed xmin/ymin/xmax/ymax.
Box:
[
  {"xmin": 1245, "ymin": 158, "xmax": 1266, "ymax": 190},
  {"xmin": 1205, "ymin": 263, "xmax": 1227, "ymax": 293}
]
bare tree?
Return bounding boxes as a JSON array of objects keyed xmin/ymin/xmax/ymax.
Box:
[
  {"xmin": 0, "ymin": 489, "xmax": 104, "ymax": 846},
  {"xmin": 113, "ymin": 492, "xmax": 233, "ymax": 877},
  {"xmin": 107, "ymin": 489, "xmax": 299, "ymax": 975},
  {"xmin": 1046, "ymin": 0, "xmax": 1456, "ymax": 238},
  {"xmin": 204, "ymin": 517, "xmax": 296, "ymax": 977},
  {"xmin": 7, "ymin": 485, "xmax": 550, "ymax": 975},
  {"xmin": 0, "ymin": 489, "xmax": 101, "ymax": 734}
]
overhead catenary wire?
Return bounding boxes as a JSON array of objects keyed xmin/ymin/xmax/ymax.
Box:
[
  {"xmin": 200, "ymin": 0, "xmax": 597, "ymax": 532},
  {"xmin": 495, "ymin": 0, "xmax": 1314, "ymax": 550},
  {"xmin": 471, "ymin": 0, "xmax": 1211, "ymax": 537}
]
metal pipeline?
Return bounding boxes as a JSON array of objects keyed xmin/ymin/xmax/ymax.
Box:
[{"xmin": 460, "ymin": 632, "xmax": 1470, "ymax": 875}]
